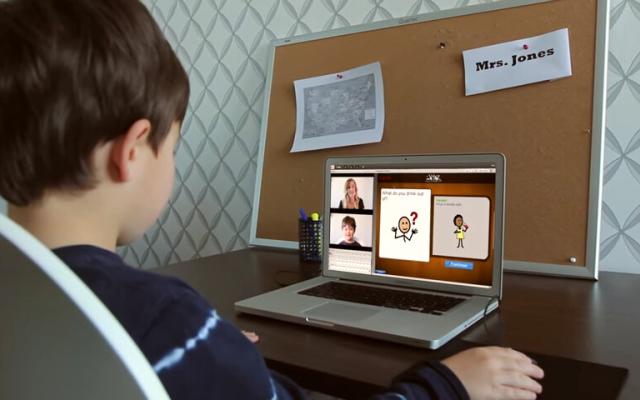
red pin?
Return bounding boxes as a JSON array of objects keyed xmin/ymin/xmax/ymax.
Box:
[{"xmin": 523, "ymin": 44, "xmax": 529, "ymax": 50}]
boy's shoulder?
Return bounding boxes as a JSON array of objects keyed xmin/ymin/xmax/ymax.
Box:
[
  {"xmin": 53, "ymin": 245, "xmax": 207, "ymax": 336},
  {"xmin": 53, "ymin": 245, "xmax": 187, "ymax": 293}
]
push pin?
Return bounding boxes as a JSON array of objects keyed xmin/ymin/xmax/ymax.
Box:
[
  {"xmin": 569, "ymin": 256, "xmax": 577, "ymax": 264},
  {"xmin": 336, "ymin": 74, "xmax": 343, "ymax": 79},
  {"xmin": 523, "ymin": 44, "xmax": 529, "ymax": 50},
  {"xmin": 439, "ymin": 42, "xmax": 446, "ymax": 49}
]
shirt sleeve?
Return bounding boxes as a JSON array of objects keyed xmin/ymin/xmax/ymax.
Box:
[{"xmin": 370, "ymin": 361, "xmax": 470, "ymax": 400}]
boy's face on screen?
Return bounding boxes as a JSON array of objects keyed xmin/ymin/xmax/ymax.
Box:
[{"xmin": 342, "ymin": 224, "xmax": 355, "ymax": 242}]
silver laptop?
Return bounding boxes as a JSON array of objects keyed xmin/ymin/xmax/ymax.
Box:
[{"xmin": 236, "ymin": 153, "xmax": 505, "ymax": 349}]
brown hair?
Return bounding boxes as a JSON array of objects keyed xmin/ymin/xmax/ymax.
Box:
[
  {"xmin": 0, "ymin": 0, "xmax": 189, "ymax": 206},
  {"xmin": 341, "ymin": 216, "xmax": 356, "ymax": 230}
]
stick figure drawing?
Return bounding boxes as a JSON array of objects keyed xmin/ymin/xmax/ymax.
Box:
[{"xmin": 392, "ymin": 216, "xmax": 418, "ymax": 242}]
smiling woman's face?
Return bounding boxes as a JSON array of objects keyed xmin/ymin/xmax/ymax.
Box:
[{"xmin": 346, "ymin": 180, "xmax": 357, "ymax": 198}]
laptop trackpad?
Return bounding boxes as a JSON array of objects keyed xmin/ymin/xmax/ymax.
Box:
[{"xmin": 304, "ymin": 302, "xmax": 379, "ymax": 322}]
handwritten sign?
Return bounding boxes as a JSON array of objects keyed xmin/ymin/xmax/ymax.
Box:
[{"xmin": 463, "ymin": 28, "xmax": 572, "ymax": 96}]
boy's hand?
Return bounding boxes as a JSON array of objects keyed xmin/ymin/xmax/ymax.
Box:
[
  {"xmin": 391, "ymin": 227, "xmax": 397, "ymax": 232},
  {"xmin": 242, "ymin": 330, "xmax": 259, "ymax": 344},
  {"xmin": 442, "ymin": 346, "xmax": 544, "ymax": 400}
]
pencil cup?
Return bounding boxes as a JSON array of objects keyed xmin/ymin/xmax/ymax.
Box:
[{"xmin": 298, "ymin": 219, "xmax": 323, "ymax": 262}]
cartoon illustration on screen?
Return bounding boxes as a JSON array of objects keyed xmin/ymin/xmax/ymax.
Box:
[
  {"xmin": 380, "ymin": 190, "xmax": 431, "ymax": 262},
  {"xmin": 432, "ymin": 196, "xmax": 488, "ymax": 260},
  {"xmin": 392, "ymin": 215, "xmax": 418, "ymax": 242},
  {"xmin": 453, "ymin": 214, "xmax": 469, "ymax": 248}
]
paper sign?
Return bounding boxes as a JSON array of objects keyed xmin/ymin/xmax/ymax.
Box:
[
  {"xmin": 291, "ymin": 62, "xmax": 384, "ymax": 152},
  {"xmin": 463, "ymin": 28, "xmax": 572, "ymax": 96}
]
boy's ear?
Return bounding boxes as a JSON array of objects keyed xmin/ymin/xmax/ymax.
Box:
[{"xmin": 110, "ymin": 119, "xmax": 152, "ymax": 182}]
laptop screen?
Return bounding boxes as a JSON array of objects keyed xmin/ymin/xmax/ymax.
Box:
[{"xmin": 326, "ymin": 156, "xmax": 501, "ymax": 290}]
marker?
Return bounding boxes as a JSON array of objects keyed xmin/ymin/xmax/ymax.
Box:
[{"xmin": 299, "ymin": 208, "xmax": 308, "ymax": 221}]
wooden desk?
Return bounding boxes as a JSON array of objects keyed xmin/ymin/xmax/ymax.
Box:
[{"xmin": 156, "ymin": 248, "xmax": 637, "ymax": 399}]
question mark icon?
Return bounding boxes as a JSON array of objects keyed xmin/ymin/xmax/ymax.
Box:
[{"xmin": 410, "ymin": 211, "xmax": 418, "ymax": 225}]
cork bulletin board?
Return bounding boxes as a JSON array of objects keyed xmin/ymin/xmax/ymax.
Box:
[{"xmin": 250, "ymin": 0, "xmax": 608, "ymax": 278}]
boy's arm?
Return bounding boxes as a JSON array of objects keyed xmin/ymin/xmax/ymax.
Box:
[
  {"xmin": 142, "ymin": 291, "xmax": 302, "ymax": 400},
  {"xmin": 368, "ymin": 347, "xmax": 543, "ymax": 400},
  {"xmin": 371, "ymin": 360, "xmax": 469, "ymax": 400},
  {"xmin": 145, "ymin": 288, "xmax": 541, "ymax": 400},
  {"xmin": 269, "ymin": 370, "xmax": 309, "ymax": 400}
]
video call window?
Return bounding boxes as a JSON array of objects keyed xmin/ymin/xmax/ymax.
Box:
[
  {"xmin": 330, "ymin": 176, "xmax": 374, "ymax": 212},
  {"xmin": 328, "ymin": 213, "xmax": 373, "ymax": 250}
]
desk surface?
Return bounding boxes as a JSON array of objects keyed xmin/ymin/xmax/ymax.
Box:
[{"xmin": 156, "ymin": 248, "xmax": 638, "ymax": 399}]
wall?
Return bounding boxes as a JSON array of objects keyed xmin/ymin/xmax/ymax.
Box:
[
  {"xmin": 120, "ymin": 0, "xmax": 640, "ymax": 273},
  {"xmin": 600, "ymin": 0, "xmax": 640, "ymax": 272}
]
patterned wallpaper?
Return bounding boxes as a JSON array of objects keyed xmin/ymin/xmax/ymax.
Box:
[
  {"xmin": 2, "ymin": 1, "xmax": 634, "ymax": 272},
  {"xmin": 601, "ymin": 0, "xmax": 640, "ymax": 273}
]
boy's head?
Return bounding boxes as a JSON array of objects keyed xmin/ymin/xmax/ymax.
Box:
[
  {"xmin": 0, "ymin": 0, "xmax": 189, "ymax": 207},
  {"xmin": 341, "ymin": 216, "xmax": 356, "ymax": 242}
]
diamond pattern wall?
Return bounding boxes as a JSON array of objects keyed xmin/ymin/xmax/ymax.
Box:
[
  {"xmin": 600, "ymin": 0, "xmax": 640, "ymax": 272},
  {"xmin": 112, "ymin": 0, "xmax": 639, "ymax": 273}
]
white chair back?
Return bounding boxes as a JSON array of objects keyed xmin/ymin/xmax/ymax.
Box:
[{"xmin": 0, "ymin": 214, "xmax": 169, "ymax": 399}]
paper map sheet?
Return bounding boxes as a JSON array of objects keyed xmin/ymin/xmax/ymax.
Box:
[{"xmin": 291, "ymin": 62, "xmax": 384, "ymax": 152}]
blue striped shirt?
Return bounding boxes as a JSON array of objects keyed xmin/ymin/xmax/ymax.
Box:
[{"xmin": 54, "ymin": 245, "xmax": 467, "ymax": 400}]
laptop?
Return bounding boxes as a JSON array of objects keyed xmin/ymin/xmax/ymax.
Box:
[{"xmin": 236, "ymin": 153, "xmax": 505, "ymax": 349}]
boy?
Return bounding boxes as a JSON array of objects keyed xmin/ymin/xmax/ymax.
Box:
[
  {"xmin": 339, "ymin": 216, "xmax": 361, "ymax": 247},
  {"xmin": 0, "ymin": 1, "xmax": 543, "ymax": 399}
]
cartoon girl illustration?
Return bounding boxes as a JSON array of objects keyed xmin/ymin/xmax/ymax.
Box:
[
  {"xmin": 392, "ymin": 216, "xmax": 418, "ymax": 242},
  {"xmin": 453, "ymin": 214, "xmax": 469, "ymax": 248}
]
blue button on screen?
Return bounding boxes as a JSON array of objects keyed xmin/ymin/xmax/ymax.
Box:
[{"xmin": 444, "ymin": 260, "xmax": 474, "ymax": 270}]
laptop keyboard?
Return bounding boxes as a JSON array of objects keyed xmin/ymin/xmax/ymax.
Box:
[{"xmin": 299, "ymin": 281, "xmax": 465, "ymax": 315}]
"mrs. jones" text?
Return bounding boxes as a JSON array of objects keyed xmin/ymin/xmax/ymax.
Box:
[{"xmin": 475, "ymin": 48, "xmax": 555, "ymax": 71}]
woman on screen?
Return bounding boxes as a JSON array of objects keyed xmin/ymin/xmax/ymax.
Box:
[{"xmin": 339, "ymin": 178, "xmax": 365, "ymax": 209}]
